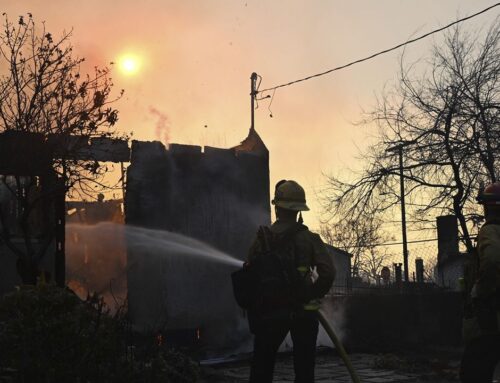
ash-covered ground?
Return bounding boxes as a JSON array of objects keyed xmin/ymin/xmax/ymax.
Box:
[{"xmin": 200, "ymin": 348, "xmax": 500, "ymax": 383}]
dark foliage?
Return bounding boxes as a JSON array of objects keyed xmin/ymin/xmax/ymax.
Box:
[{"xmin": 0, "ymin": 284, "xmax": 200, "ymax": 382}]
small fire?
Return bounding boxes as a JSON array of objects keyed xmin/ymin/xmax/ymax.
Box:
[
  {"xmin": 156, "ymin": 332, "xmax": 164, "ymax": 347},
  {"xmin": 196, "ymin": 328, "xmax": 201, "ymax": 341},
  {"xmin": 66, "ymin": 279, "xmax": 87, "ymax": 298}
]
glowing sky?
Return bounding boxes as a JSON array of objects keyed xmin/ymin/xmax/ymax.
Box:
[{"xmin": 2, "ymin": 0, "xmax": 498, "ymax": 236}]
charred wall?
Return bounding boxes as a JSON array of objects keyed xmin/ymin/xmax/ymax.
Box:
[
  {"xmin": 125, "ymin": 129, "xmax": 270, "ymax": 354},
  {"xmin": 125, "ymin": 133, "xmax": 270, "ymax": 256}
]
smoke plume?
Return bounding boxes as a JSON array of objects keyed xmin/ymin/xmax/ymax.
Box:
[{"xmin": 149, "ymin": 106, "xmax": 171, "ymax": 146}]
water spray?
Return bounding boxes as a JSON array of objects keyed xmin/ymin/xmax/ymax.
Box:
[
  {"xmin": 66, "ymin": 222, "xmax": 243, "ymax": 308},
  {"xmin": 317, "ymin": 310, "xmax": 361, "ymax": 383}
]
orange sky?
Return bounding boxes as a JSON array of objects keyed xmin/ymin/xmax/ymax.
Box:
[{"xmin": 2, "ymin": 0, "xmax": 498, "ymax": 239}]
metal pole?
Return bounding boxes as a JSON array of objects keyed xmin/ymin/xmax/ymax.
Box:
[
  {"xmin": 250, "ymin": 72, "xmax": 258, "ymax": 132},
  {"xmin": 398, "ymin": 146, "xmax": 409, "ymax": 282},
  {"xmin": 54, "ymin": 172, "xmax": 66, "ymax": 287},
  {"xmin": 120, "ymin": 161, "xmax": 126, "ymax": 201}
]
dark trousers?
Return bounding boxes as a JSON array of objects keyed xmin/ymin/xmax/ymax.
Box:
[
  {"xmin": 460, "ymin": 334, "xmax": 500, "ymax": 383},
  {"xmin": 249, "ymin": 310, "xmax": 319, "ymax": 383}
]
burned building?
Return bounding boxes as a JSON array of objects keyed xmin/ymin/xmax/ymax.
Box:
[
  {"xmin": 325, "ymin": 244, "xmax": 352, "ymax": 293},
  {"xmin": 125, "ymin": 128, "xmax": 270, "ymax": 353},
  {"xmin": 0, "ymin": 127, "xmax": 269, "ymax": 353},
  {"xmin": 0, "ymin": 131, "xmax": 129, "ymax": 295},
  {"xmin": 67, "ymin": 197, "xmax": 124, "ymax": 225},
  {"xmin": 436, "ymin": 215, "xmax": 467, "ymax": 290},
  {"xmin": 0, "ymin": 131, "xmax": 63, "ymax": 292}
]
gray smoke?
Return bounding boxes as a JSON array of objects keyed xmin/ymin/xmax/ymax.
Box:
[
  {"xmin": 279, "ymin": 297, "xmax": 346, "ymax": 351},
  {"xmin": 317, "ymin": 297, "xmax": 347, "ymax": 347}
]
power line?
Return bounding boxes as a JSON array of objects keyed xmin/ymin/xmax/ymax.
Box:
[
  {"xmin": 257, "ymin": 2, "xmax": 500, "ymax": 95},
  {"xmin": 336, "ymin": 234, "xmax": 478, "ymax": 250},
  {"xmin": 376, "ymin": 238, "xmax": 438, "ymax": 247},
  {"xmin": 341, "ymin": 238, "xmax": 438, "ymax": 249}
]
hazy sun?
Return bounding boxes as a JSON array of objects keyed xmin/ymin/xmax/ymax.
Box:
[{"xmin": 118, "ymin": 54, "xmax": 141, "ymax": 76}]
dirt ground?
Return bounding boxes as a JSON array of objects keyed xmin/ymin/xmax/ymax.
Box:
[{"xmin": 200, "ymin": 348, "xmax": 500, "ymax": 383}]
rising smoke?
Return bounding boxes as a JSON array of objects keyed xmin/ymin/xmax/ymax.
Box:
[
  {"xmin": 317, "ymin": 298, "xmax": 347, "ymax": 347},
  {"xmin": 149, "ymin": 106, "xmax": 170, "ymax": 146},
  {"xmin": 278, "ymin": 298, "xmax": 346, "ymax": 351}
]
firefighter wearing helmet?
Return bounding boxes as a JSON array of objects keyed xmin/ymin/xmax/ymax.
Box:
[
  {"xmin": 246, "ymin": 180, "xmax": 335, "ymax": 383},
  {"xmin": 460, "ymin": 182, "xmax": 500, "ymax": 383}
]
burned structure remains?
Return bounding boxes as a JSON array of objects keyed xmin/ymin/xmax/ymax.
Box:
[
  {"xmin": 0, "ymin": 127, "xmax": 270, "ymax": 353},
  {"xmin": 0, "ymin": 131, "xmax": 62, "ymax": 291},
  {"xmin": 435, "ymin": 215, "xmax": 468, "ymax": 290},
  {"xmin": 125, "ymin": 128, "xmax": 270, "ymax": 352},
  {"xmin": 0, "ymin": 130, "xmax": 129, "ymax": 293}
]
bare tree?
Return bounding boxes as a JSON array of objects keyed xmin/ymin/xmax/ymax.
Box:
[
  {"xmin": 0, "ymin": 14, "xmax": 124, "ymax": 284},
  {"xmin": 358, "ymin": 247, "xmax": 391, "ymax": 284},
  {"xmin": 423, "ymin": 256, "xmax": 438, "ymax": 283},
  {"xmin": 323, "ymin": 20, "xmax": 500, "ymax": 254},
  {"xmin": 320, "ymin": 215, "xmax": 394, "ymax": 282}
]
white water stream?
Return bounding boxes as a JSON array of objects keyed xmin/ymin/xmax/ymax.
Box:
[{"xmin": 66, "ymin": 222, "xmax": 243, "ymax": 307}]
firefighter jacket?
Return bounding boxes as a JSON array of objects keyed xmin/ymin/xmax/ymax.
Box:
[
  {"xmin": 463, "ymin": 219, "xmax": 500, "ymax": 343},
  {"xmin": 475, "ymin": 221, "xmax": 500, "ymax": 297},
  {"xmin": 247, "ymin": 219, "xmax": 335, "ymax": 311}
]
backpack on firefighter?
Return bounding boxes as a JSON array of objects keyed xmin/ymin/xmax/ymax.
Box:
[
  {"xmin": 231, "ymin": 222, "xmax": 308, "ymax": 314},
  {"xmin": 232, "ymin": 179, "xmax": 311, "ymax": 313}
]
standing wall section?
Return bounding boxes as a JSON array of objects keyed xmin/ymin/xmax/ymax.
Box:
[{"xmin": 125, "ymin": 135, "xmax": 270, "ymax": 354}]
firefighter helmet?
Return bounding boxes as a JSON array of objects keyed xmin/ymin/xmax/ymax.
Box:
[
  {"xmin": 477, "ymin": 182, "xmax": 500, "ymax": 205},
  {"xmin": 272, "ymin": 180, "xmax": 310, "ymax": 211}
]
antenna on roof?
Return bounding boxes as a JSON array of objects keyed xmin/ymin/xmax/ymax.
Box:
[{"xmin": 250, "ymin": 72, "xmax": 258, "ymax": 132}]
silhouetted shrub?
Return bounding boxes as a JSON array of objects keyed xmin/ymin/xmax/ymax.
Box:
[{"xmin": 0, "ymin": 283, "xmax": 199, "ymax": 382}]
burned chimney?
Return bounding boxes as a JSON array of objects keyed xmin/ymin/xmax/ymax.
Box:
[
  {"xmin": 415, "ymin": 258, "xmax": 424, "ymax": 284},
  {"xmin": 394, "ymin": 263, "xmax": 403, "ymax": 288},
  {"xmin": 436, "ymin": 215, "xmax": 459, "ymax": 265}
]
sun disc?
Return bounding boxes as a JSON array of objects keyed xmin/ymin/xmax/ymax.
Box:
[{"xmin": 119, "ymin": 54, "xmax": 141, "ymax": 75}]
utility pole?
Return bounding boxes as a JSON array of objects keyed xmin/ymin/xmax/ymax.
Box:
[
  {"xmin": 250, "ymin": 72, "xmax": 258, "ymax": 132},
  {"xmin": 387, "ymin": 143, "xmax": 410, "ymax": 283}
]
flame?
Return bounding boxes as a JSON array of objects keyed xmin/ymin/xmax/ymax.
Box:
[{"xmin": 156, "ymin": 333, "xmax": 164, "ymax": 347}]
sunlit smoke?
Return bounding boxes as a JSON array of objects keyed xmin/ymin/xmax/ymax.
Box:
[{"xmin": 149, "ymin": 106, "xmax": 170, "ymax": 146}]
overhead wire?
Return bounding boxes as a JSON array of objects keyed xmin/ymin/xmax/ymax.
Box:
[
  {"xmin": 337, "ymin": 235, "xmax": 477, "ymax": 249},
  {"xmin": 254, "ymin": 74, "xmax": 263, "ymax": 109},
  {"xmin": 339, "ymin": 238, "xmax": 439, "ymax": 249},
  {"xmin": 257, "ymin": 2, "xmax": 500, "ymax": 95},
  {"xmin": 267, "ymin": 89, "xmax": 276, "ymax": 117},
  {"xmin": 256, "ymin": 4, "xmax": 496, "ymax": 251}
]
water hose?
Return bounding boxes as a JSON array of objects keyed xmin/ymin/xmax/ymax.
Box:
[{"xmin": 317, "ymin": 310, "xmax": 361, "ymax": 383}]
